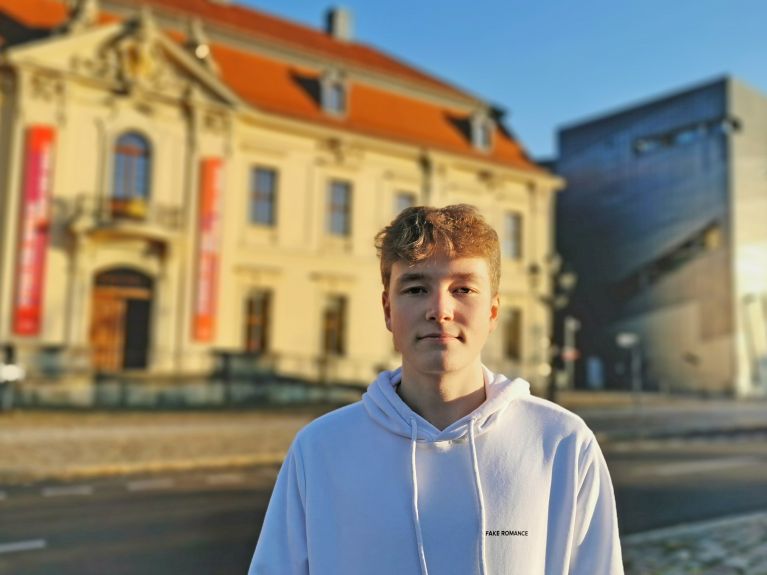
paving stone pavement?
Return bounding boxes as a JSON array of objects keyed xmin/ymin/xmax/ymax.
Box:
[
  {"xmin": 622, "ymin": 512, "xmax": 767, "ymax": 575},
  {"xmin": 0, "ymin": 409, "xmax": 323, "ymax": 484}
]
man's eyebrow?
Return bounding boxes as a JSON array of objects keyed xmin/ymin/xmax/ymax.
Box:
[
  {"xmin": 395, "ymin": 271, "xmax": 480, "ymax": 285},
  {"xmin": 395, "ymin": 272, "xmax": 426, "ymax": 286}
]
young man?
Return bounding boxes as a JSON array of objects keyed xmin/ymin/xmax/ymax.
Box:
[{"xmin": 249, "ymin": 204, "xmax": 624, "ymax": 574}]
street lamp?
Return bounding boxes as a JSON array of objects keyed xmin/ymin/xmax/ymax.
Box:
[
  {"xmin": 616, "ymin": 332, "xmax": 643, "ymax": 407},
  {"xmin": 527, "ymin": 253, "xmax": 578, "ymax": 402}
]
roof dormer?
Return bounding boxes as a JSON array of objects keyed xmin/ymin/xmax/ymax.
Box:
[
  {"xmin": 321, "ymin": 69, "xmax": 347, "ymax": 117},
  {"xmin": 471, "ymin": 109, "xmax": 495, "ymax": 153}
]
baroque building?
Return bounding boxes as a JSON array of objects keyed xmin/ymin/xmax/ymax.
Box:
[{"xmin": 0, "ymin": 0, "xmax": 561, "ymax": 390}]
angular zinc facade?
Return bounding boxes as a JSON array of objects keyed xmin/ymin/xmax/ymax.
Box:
[{"xmin": 556, "ymin": 77, "xmax": 767, "ymax": 397}]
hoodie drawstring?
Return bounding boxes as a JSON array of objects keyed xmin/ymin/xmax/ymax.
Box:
[
  {"xmin": 409, "ymin": 416, "xmax": 487, "ymax": 575},
  {"xmin": 410, "ymin": 417, "xmax": 429, "ymax": 575},
  {"xmin": 469, "ymin": 417, "xmax": 487, "ymax": 575}
]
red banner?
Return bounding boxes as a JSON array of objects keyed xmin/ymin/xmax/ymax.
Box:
[
  {"xmin": 193, "ymin": 158, "xmax": 223, "ymax": 342},
  {"xmin": 13, "ymin": 126, "xmax": 56, "ymax": 336}
]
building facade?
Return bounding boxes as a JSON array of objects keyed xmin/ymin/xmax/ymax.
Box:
[
  {"xmin": 0, "ymin": 0, "xmax": 561, "ymax": 391},
  {"xmin": 556, "ymin": 77, "xmax": 767, "ymax": 397}
]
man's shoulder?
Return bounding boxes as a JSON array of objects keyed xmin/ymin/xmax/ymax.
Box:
[
  {"xmin": 512, "ymin": 393, "xmax": 595, "ymax": 441},
  {"xmin": 294, "ymin": 400, "xmax": 369, "ymax": 444}
]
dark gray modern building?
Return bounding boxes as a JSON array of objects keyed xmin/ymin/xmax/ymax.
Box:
[{"xmin": 556, "ymin": 77, "xmax": 767, "ymax": 397}]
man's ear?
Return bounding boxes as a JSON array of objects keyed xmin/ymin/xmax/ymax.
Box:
[
  {"xmin": 382, "ymin": 290, "xmax": 392, "ymax": 332},
  {"xmin": 488, "ymin": 294, "xmax": 500, "ymax": 333}
]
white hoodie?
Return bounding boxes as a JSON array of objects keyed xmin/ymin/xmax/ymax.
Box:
[{"xmin": 249, "ymin": 365, "xmax": 624, "ymax": 574}]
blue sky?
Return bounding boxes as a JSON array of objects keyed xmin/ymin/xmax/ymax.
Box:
[{"xmin": 239, "ymin": 0, "xmax": 767, "ymax": 159}]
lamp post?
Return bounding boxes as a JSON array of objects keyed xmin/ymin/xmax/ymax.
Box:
[
  {"xmin": 616, "ymin": 332, "xmax": 643, "ymax": 408},
  {"xmin": 528, "ymin": 254, "xmax": 578, "ymax": 403}
]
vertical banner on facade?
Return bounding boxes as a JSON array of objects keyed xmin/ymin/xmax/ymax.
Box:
[
  {"xmin": 193, "ymin": 158, "xmax": 223, "ymax": 342},
  {"xmin": 13, "ymin": 126, "xmax": 56, "ymax": 336}
]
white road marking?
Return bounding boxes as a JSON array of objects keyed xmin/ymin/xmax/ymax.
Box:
[
  {"xmin": 0, "ymin": 539, "xmax": 47, "ymax": 555},
  {"xmin": 205, "ymin": 473, "xmax": 244, "ymax": 485},
  {"xmin": 127, "ymin": 478, "xmax": 175, "ymax": 492},
  {"xmin": 650, "ymin": 457, "xmax": 763, "ymax": 477},
  {"xmin": 42, "ymin": 485, "xmax": 93, "ymax": 497}
]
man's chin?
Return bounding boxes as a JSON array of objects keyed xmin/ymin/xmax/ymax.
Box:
[{"xmin": 403, "ymin": 354, "xmax": 466, "ymax": 375}]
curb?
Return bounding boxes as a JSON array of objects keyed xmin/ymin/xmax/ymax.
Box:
[
  {"xmin": 0, "ymin": 451, "xmax": 287, "ymax": 486},
  {"xmin": 622, "ymin": 510, "xmax": 767, "ymax": 545},
  {"xmin": 596, "ymin": 424, "xmax": 767, "ymax": 443}
]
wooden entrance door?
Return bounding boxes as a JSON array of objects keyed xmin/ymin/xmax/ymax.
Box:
[
  {"xmin": 90, "ymin": 269, "xmax": 153, "ymax": 372},
  {"xmin": 90, "ymin": 291, "xmax": 126, "ymax": 372}
]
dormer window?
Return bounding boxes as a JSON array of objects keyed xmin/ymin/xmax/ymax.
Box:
[
  {"xmin": 471, "ymin": 111, "xmax": 495, "ymax": 152},
  {"xmin": 322, "ymin": 71, "xmax": 347, "ymax": 116}
]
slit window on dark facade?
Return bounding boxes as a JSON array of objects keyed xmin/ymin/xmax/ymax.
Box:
[
  {"xmin": 616, "ymin": 221, "xmax": 723, "ymax": 299},
  {"xmin": 323, "ymin": 295, "xmax": 347, "ymax": 356},
  {"xmin": 633, "ymin": 116, "xmax": 742, "ymax": 156},
  {"xmin": 245, "ymin": 290, "xmax": 271, "ymax": 354},
  {"xmin": 328, "ymin": 180, "xmax": 352, "ymax": 236},
  {"xmin": 249, "ymin": 167, "xmax": 278, "ymax": 226}
]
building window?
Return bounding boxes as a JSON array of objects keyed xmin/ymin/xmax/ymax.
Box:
[
  {"xmin": 503, "ymin": 308, "xmax": 522, "ymax": 361},
  {"xmin": 471, "ymin": 112, "xmax": 494, "ymax": 152},
  {"xmin": 323, "ymin": 295, "xmax": 346, "ymax": 355},
  {"xmin": 328, "ymin": 180, "xmax": 352, "ymax": 236},
  {"xmin": 616, "ymin": 221, "xmax": 723, "ymax": 299},
  {"xmin": 394, "ymin": 192, "xmax": 416, "ymax": 215},
  {"xmin": 633, "ymin": 116, "xmax": 742, "ymax": 156},
  {"xmin": 249, "ymin": 167, "xmax": 278, "ymax": 226},
  {"xmin": 503, "ymin": 212, "xmax": 523, "ymax": 260},
  {"xmin": 112, "ymin": 132, "xmax": 151, "ymax": 218},
  {"xmin": 244, "ymin": 290, "xmax": 271, "ymax": 354},
  {"xmin": 322, "ymin": 71, "xmax": 347, "ymax": 116}
]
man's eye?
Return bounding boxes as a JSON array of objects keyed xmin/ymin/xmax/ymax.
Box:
[
  {"xmin": 455, "ymin": 287, "xmax": 474, "ymax": 294},
  {"xmin": 403, "ymin": 287, "xmax": 425, "ymax": 294}
]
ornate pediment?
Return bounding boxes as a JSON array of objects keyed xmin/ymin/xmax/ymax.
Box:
[{"xmin": 7, "ymin": 6, "xmax": 240, "ymax": 109}]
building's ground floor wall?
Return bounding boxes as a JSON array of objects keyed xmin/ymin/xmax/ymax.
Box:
[
  {"xmin": 5, "ymin": 239, "xmax": 543, "ymax": 391},
  {"xmin": 604, "ymin": 300, "xmax": 736, "ymax": 396}
]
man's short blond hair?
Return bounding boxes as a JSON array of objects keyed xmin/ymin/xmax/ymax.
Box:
[{"xmin": 374, "ymin": 204, "xmax": 501, "ymax": 294}]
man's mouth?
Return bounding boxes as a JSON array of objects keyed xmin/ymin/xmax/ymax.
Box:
[{"xmin": 419, "ymin": 333, "xmax": 461, "ymax": 341}]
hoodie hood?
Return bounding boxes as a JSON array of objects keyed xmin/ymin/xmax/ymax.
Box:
[{"xmin": 362, "ymin": 364, "xmax": 531, "ymax": 442}]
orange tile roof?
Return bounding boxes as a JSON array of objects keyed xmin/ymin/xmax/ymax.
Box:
[
  {"xmin": 213, "ymin": 42, "xmax": 541, "ymax": 171},
  {"xmin": 112, "ymin": 0, "xmax": 474, "ymax": 102},
  {"xmin": 0, "ymin": 0, "xmax": 544, "ymax": 174},
  {"xmin": 0, "ymin": 0, "xmax": 67, "ymax": 28}
]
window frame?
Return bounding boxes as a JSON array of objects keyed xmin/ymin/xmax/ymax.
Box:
[
  {"xmin": 322, "ymin": 294, "xmax": 347, "ymax": 356},
  {"xmin": 327, "ymin": 179, "xmax": 352, "ymax": 237},
  {"xmin": 244, "ymin": 289, "xmax": 271, "ymax": 354},
  {"xmin": 503, "ymin": 211, "xmax": 523, "ymax": 260},
  {"xmin": 112, "ymin": 131, "xmax": 152, "ymax": 219},
  {"xmin": 503, "ymin": 308, "xmax": 522, "ymax": 361},
  {"xmin": 248, "ymin": 166, "xmax": 279, "ymax": 227}
]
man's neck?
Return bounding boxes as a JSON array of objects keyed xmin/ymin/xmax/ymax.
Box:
[{"xmin": 396, "ymin": 362, "xmax": 487, "ymax": 431}]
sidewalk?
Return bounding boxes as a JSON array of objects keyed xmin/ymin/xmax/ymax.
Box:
[
  {"xmin": 622, "ymin": 511, "xmax": 767, "ymax": 574},
  {"xmin": 0, "ymin": 409, "xmax": 322, "ymax": 485}
]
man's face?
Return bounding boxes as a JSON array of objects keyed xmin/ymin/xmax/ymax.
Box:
[{"xmin": 382, "ymin": 253, "xmax": 500, "ymax": 376}]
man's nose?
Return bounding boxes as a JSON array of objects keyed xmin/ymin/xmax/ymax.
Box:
[{"xmin": 425, "ymin": 291, "xmax": 454, "ymax": 322}]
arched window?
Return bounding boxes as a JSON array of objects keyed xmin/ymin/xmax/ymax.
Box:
[{"xmin": 112, "ymin": 132, "xmax": 151, "ymax": 217}]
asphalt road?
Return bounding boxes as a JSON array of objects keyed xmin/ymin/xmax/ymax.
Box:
[
  {"xmin": 1, "ymin": 436, "xmax": 766, "ymax": 575},
  {"xmin": 0, "ymin": 468, "xmax": 279, "ymax": 575},
  {"xmin": 607, "ymin": 433, "xmax": 767, "ymax": 533}
]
